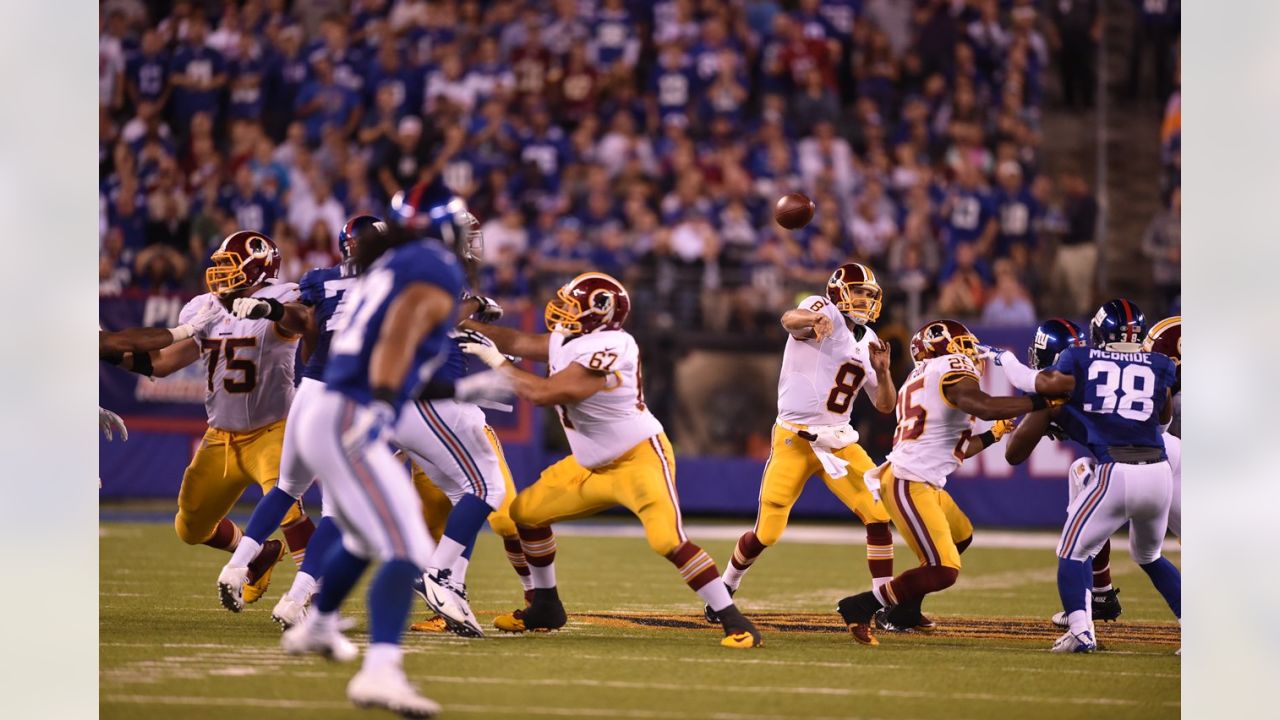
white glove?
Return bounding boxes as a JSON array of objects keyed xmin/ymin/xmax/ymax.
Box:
[
  {"xmin": 465, "ymin": 294, "xmax": 504, "ymax": 323},
  {"xmin": 171, "ymin": 297, "xmax": 226, "ymax": 341},
  {"xmin": 99, "ymin": 406, "xmax": 128, "ymax": 442},
  {"xmin": 231, "ymin": 297, "xmax": 273, "ymax": 320},
  {"xmin": 455, "ymin": 369, "xmax": 516, "ymax": 407},
  {"xmin": 340, "ymin": 400, "xmax": 396, "ymax": 455},
  {"xmin": 456, "ymin": 329, "xmax": 509, "ymax": 369}
]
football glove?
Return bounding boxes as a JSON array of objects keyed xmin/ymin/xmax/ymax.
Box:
[
  {"xmin": 456, "ymin": 329, "xmax": 509, "ymax": 369},
  {"xmin": 172, "ymin": 298, "xmax": 226, "ymax": 341},
  {"xmin": 340, "ymin": 400, "xmax": 396, "ymax": 455},
  {"xmin": 991, "ymin": 418, "xmax": 1016, "ymax": 440},
  {"xmin": 464, "ymin": 293, "xmax": 504, "ymax": 323},
  {"xmin": 99, "ymin": 406, "xmax": 128, "ymax": 442},
  {"xmin": 231, "ymin": 297, "xmax": 285, "ymax": 321}
]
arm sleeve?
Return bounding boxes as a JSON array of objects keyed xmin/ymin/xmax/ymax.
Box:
[
  {"xmin": 995, "ymin": 349, "xmax": 1041, "ymax": 393},
  {"xmin": 1051, "ymin": 347, "xmax": 1077, "ymax": 376}
]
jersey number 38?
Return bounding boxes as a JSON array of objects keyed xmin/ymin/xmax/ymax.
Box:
[{"xmin": 1083, "ymin": 360, "xmax": 1155, "ymax": 421}]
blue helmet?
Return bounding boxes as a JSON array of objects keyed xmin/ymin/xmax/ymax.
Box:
[
  {"xmin": 389, "ymin": 180, "xmax": 482, "ymax": 263},
  {"xmin": 338, "ymin": 215, "xmax": 386, "ymax": 261},
  {"xmin": 1028, "ymin": 318, "xmax": 1087, "ymax": 369},
  {"xmin": 1089, "ymin": 298, "xmax": 1146, "ymax": 350}
]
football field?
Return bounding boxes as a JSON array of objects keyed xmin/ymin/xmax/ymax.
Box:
[{"xmin": 101, "ymin": 514, "xmax": 1180, "ymax": 720}]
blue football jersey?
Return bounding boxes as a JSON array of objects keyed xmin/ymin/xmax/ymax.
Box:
[
  {"xmin": 1052, "ymin": 347, "xmax": 1178, "ymax": 463},
  {"xmin": 297, "ymin": 265, "xmax": 357, "ymax": 383},
  {"xmin": 324, "ymin": 240, "xmax": 464, "ymax": 407}
]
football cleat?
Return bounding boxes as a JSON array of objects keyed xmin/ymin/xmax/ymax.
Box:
[
  {"xmin": 347, "ymin": 664, "xmax": 441, "ymax": 719},
  {"xmin": 271, "ymin": 595, "xmax": 309, "ymax": 630},
  {"xmin": 409, "ymin": 615, "xmax": 449, "ymax": 633},
  {"xmin": 703, "ymin": 583, "xmax": 736, "ymax": 624},
  {"xmin": 243, "ymin": 539, "xmax": 286, "ymax": 605},
  {"xmin": 418, "ymin": 570, "xmax": 484, "ymax": 638},
  {"xmin": 876, "ymin": 599, "xmax": 937, "ymax": 633},
  {"xmin": 716, "ymin": 605, "xmax": 763, "ymax": 649},
  {"xmin": 216, "ymin": 564, "xmax": 249, "ymax": 613},
  {"xmin": 1092, "ymin": 588, "xmax": 1122, "ymax": 622},
  {"xmin": 1051, "ymin": 629, "xmax": 1098, "ymax": 653},
  {"xmin": 282, "ymin": 614, "xmax": 359, "ymax": 662},
  {"xmin": 837, "ymin": 592, "xmax": 883, "ymax": 647},
  {"xmin": 1051, "ymin": 611, "xmax": 1069, "ymax": 628},
  {"xmin": 496, "ymin": 588, "xmax": 566, "ymax": 633},
  {"xmin": 493, "ymin": 609, "xmax": 527, "ymax": 633}
]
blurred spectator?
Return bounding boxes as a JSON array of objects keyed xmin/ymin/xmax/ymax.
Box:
[
  {"xmin": 982, "ymin": 259, "xmax": 1037, "ymax": 325},
  {"xmin": 1053, "ymin": 172, "xmax": 1099, "ymax": 314},
  {"xmin": 1047, "ymin": 0, "xmax": 1101, "ymax": 110},
  {"xmin": 1141, "ymin": 187, "xmax": 1181, "ymax": 314},
  {"xmin": 1127, "ymin": 0, "xmax": 1180, "ymax": 103},
  {"xmin": 937, "ymin": 242, "xmax": 989, "ymax": 318}
]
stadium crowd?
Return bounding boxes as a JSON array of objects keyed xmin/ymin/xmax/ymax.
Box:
[{"xmin": 98, "ymin": 0, "xmax": 1169, "ymax": 336}]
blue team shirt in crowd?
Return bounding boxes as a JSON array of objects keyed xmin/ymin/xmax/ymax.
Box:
[
  {"xmin": 297, "ymin": 265, "xmax": 357, "ymax": 383},
  {"xmin": 126, "ymin": 51, "xmax": 169, "ymax": 102},
  {"xmin": 324, "ymin": 240, "xmax": 464, "ymax": 407},
  {"xmin": 944, "ymin": 188, "xmax": 997, "ymax": 248},
  {"xmin": 1052, "ymin": 347, "xmax": 1178, "ymax": 463},
  {"xmin": 170, "ymin": 44, "xmax": 225, "ymax": 122}
]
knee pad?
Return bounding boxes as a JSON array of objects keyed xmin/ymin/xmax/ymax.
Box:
[
  {"xmin": 487, "ymin": 509, "xmax": 518, "ymax": 539},
  {"xmin": 173, "ymin": 512, "xmax": 211, "ymax": 545}
]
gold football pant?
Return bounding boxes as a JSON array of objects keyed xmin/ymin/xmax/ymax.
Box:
[
  {"xmin": 753, "ymin": 425, "xmax": 891, "ymax": 545},
  {"xmin": 879, "ymin": 465, "xmax": 973, "ymax": 570},
  {"xmin": 175, "ymin": 419, "xmax": 303, "ymax": 544},
  {"xmin": 510, "ymin": 433, "xmax": 686, "ymax": 556},
  {"xmin": 410, "ymin": 425, "xmax": 521, "ymax": 542}
]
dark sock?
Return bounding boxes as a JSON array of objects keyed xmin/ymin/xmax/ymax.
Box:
[
  {"xmin": 1140, "ymin": 557, "xmax": 1181, "ymax": 618},
  {"xmin": 203, "ymin": 518, "xmax": 241, "ymax": 551},
  {"xmin": 886, "ymin": 566, "xmax": 959, "ymax": 605},
  {"xmin": 298, "ymin": 516, "xmax": 341, "ymax": 581},
  {"xmin": 314, "ymin": 545, "xmax": 370, "ymax": 614},
  {"xmin": 367, "ymin": 559, "xmax": 419, "ymax": 645},
  {"xmin": 1092, "ymin": 541, "xmax": 1113, "ymax": 591},
  {"xmin": 243, "ymin": 488, "xmax": 298, "ymax": 543},
  {"xmin": 1057, "ymin": 556, "xmax": 1091, "ymax": 615},
  {"xmin": 281, "ymin": 513, "xmax": 315, "ymax": 565}
]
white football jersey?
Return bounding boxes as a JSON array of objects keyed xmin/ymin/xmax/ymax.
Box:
[
  {"xmin": 179, "ymin": 282, "xmax": 300, "ymax": 432},
  {"xmin": 547, "ymin": 329, "xmax": 664, "ymax": 469},
  {"xmin": 885, "ymin": 353, "xmax": 980, "ymax": 488},
  {"xmin": 777, "ymin": 295, "xmax": 880, "ymax": 427}
]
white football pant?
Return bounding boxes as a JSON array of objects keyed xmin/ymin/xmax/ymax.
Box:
[{"xmin": 392, "ymin": 399, "xmax": 507, "ymax": 510}]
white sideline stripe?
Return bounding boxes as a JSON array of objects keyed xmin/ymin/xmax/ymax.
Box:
[
  {"xmin": 554, "ymin": 521, "xmax": 1181, "ymax": 553},
  {"xmin": 100, "ymin": 694, "xmax": 910, "ymax": 720}
]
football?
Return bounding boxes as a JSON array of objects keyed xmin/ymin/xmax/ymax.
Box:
[{"xmin": 774, "ymin": 192, "xmax": 816, "ymax": 229}]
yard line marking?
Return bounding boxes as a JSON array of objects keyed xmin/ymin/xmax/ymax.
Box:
[{"xmin": 100, "ymin": 694, "xmax": 915, "ymax": 720}]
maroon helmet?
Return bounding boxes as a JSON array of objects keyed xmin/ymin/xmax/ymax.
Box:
[
  {"xmin": 1142, "ymin": 316, "xmax": 1181, "ymax": 365},
  {"xmin": 826, "ymin": 263, "xmax": 882, "ymax": 324},
  {"xmin": 545, "ymin": 272, "xmax": 631, "ymax": 334},
  {"xmin": 910, "ymin": 319, "xmax": 981, "ymax": 364},
  {"xmin": 205, "ymin": 230, "xmax": 281, "ymax": 295}
]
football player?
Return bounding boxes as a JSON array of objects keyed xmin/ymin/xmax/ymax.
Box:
[
  {"xmin": 215, "ymin": 215, "xmax": 382, "ymax": 628},
  {"xmin": 113, "ymin": 231, "xmax": 316, "ymax": 604},
  {"xmin": 707, "ymin": 263, "xmax": 898, "ymax": 625},
  {"xmin": 280, "ymin": 191, "xmax": 509, "ymax": 717},
  {"xmin": 835, "ymin": 319, "xmax": 1055, "ymax": 646},
  {"xmin": 461, "ymin": 272, "xmax": 764, "ymax": 649},
  {"xmin": 997, "ymin": 300, "xmax": 1180, "ymax": 653}
]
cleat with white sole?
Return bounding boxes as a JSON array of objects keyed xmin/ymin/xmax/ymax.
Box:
[
  {"xmin": 347, "ymin": 665, "xmax": 441, "ymax": 718},
  {"xmin": 1051, "ymin": 629, "xmax": 1098, "ymax": 653},
  {"xmin": 419, "ymin": 570, "xmax": 484, "ymax": 638},
  {"xmin": 281, "ymin": 614, "xmax": 359, "ymax": 662},
  {"xmin": 217, "ymin": 565, "xmax": 248, "ymax": 613},
  {"xmin": 271, "ymin": 595, "xmax": 309, "ymax": 630},
  {"xmin": 1051, "ymin": 611, "xmax": 1069, "ymax": 628}
]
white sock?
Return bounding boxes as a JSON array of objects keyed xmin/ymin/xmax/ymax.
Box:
[
  {"xmin": 517, "ymin": 572, "xmax": 534, "ymax": 592},
  {"xmin": 227, "ymin": 537, "xmax": 262, "ymax": 569},
  {"xmin": 450, "ymin": 555, "xmax": 470, "ymax": 585},
  {"xmin": 1067, "ymin": 609, "xmax": 1091, "ymax": 635},
  {"xmin": 286, "ymin": 571, "xmax": 318, "ymax": 603},
  {"xmin": 530, "ymin": 563, "xmax": 556, "ymax": 589},
  {"xmin": 429, "ymin": 537, "xmax": 466, "ymax": 576},
  {"xmin": 722, "ymin": 566, "xmax": 747, "ymax": 591},
  {"xmin": 363, "ymin": 642, "xmax": 403, "ymax": 672},
  {"xmin": 872, "ymin": 576, "xmax": 892, "ymax": 592},
  {"xmin": 696, "ymin": 580, "xmax": 733, "ymax": 612}
]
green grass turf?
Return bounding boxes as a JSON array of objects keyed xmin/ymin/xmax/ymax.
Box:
[{"xmin": 101, "ymin": 520, "xmax": 1180, "ymax": 720}]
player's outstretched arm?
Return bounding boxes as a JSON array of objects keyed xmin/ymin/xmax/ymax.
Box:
[
  {"xmin": 457, "ymin": 318, "xmax": 550, "ymax": 361},
  {"xmin": 868, "ymin": 340, "xmax": 896, "ymax": 413},
  {"xmin": 780, "ymin": 309, "xmax": 831, "ymax": 341},
  {"xmin": 502, "ymin": 362, "xmax": 607, "ymax": 407},
  {"xmin": 117, "ymin": 337, "xmax": 202, "ymax": 378},
  {"xmin": 1033, "ymin": 369, "xmax": 1075, "ymax": 396},
  {"xmin": 230, "ymin": 298, "xmax": 311, "ymax": 337},
  {"xmin": 1004, "ymin": 409, "xmax": 1055, "ymax": 465},
  {"xmin": 944, "ymin": 376, "xmax": 1056, "ymax": 421},
  {"xmin": 99, "ymin": 327, "xmax": 183, "ymax": 357}
]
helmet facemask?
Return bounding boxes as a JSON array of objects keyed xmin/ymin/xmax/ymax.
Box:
[
  {"xmin": 205, "ymin": 250, "xmax": 250, "ymax": 296},
  {"xmin": 830, "ymin": 278, "xmax": 883, "ymax": 325},
  {"xmin": 544, "ymin": 291, "xmax": 584, "ymax": 334}
]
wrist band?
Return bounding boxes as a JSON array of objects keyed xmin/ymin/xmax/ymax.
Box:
[
  {"xmin": 977, "ymin": 430, "xmax": 997, "ymax": 449},
  {"xmin": 129, "ymin": 352, "xmax": 154, "ymax": 376},
  {"xmin": 101, "ymin": 351, "xmax": 124, "ymax": 366},
  {"xmin": 1030, "ymin": 395, "xmax": 1048, "ymax": 411},
  {"xmin": 371, "ymin": 386, "xmax": 397, "ymax": 406},
  {"xmin": 263, "ymin": 298, "xmax": 286, "ymax": 322}
]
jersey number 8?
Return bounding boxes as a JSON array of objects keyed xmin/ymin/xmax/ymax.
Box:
[
  {"xmin": 826, "ymin": 362, "xmax": 866, "ymax": 413},
  {"xmin": 1083, "ymin": 360, "xmax": 1155, "ymax": 421}
]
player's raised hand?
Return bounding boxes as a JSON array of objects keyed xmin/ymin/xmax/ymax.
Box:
[
  {"xmin": 456, "ymin": 329, "xmax": 509, "ymax": 369},
  {"xmin": 869, "ymin": 339, "xmax": 891, "ymax": 373},
  {"xmin": 231, "ymin": 297, "xmax": 286, "ymax": 321},
  {"xmin": 188, "ymin": 297, "xmax": 227, "ymax": 332},
  {"xmin": 99, "ymin": 406, "xmax": 128, "ymax": 442},
  {"xmin": 464, "ymin": 293, "xmax": 504, "ymax": 323},
  {"xmin": 812, "ymin": 314, "xmax": 833, "ymax": 340}
]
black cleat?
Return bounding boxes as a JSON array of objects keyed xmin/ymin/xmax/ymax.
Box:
[
  {"xmin": 715, "ymin": 604, "xmax": 763, "ymax": 649},
  {"xmin": 703, "ymin": 584, "xmax": 735, "ymax": 624},
  {"xmin": 837, "ymin": 592, "xmax": 882, "ymax": 625},
  {"xmin": 1092, "ymin": 588, "xmax": 1122, "ymax": 622},
  {"xmin": 521, "ymin": 587, "xmax": 567, "ymax": 631}
]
